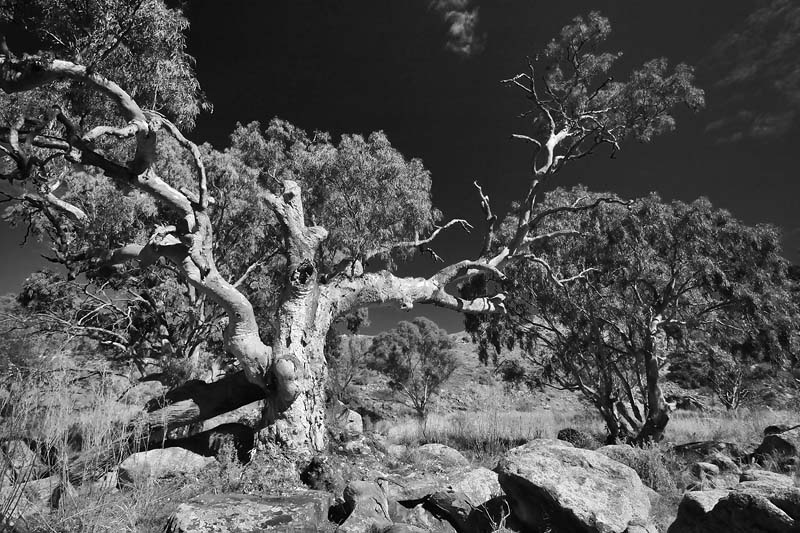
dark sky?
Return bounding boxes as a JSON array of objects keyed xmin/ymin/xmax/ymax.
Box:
[{"xmin": 2, "ymin": 0, "xmax": 799, "ymax": 334}]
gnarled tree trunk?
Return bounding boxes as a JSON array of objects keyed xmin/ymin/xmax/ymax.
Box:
[{"xmin": 260, "ymin": 278, "xmax": 332, "ymax": 451}]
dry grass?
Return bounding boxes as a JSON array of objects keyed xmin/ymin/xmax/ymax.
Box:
[
  {"xmin": 382, "ymin": 405, "xmax": 794, "ymax": 465},
  {"xmin": 378, "ymin": 407, "xmax": 606, "ymax": 465},
  {"xmin": 0, "ymin": 365, "xmax": 183, "ymax": 532},
  {"xmin": 665, "ymin": 408, "xmax": 793, "ymax": 446}
]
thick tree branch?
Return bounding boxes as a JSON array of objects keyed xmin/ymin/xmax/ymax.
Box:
[
  {"xmin": 325, "ymin": 258, "xmax": 507, "ymax": 317},
  {"xmin": 0, "ymin": 56, "xmax": 155, "ymax": 172}
]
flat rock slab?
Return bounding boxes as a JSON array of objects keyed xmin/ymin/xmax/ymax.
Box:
[
  {"xmin": 496, "ymin": 439, "xmax": 654, "ymax": 533},
  {"xmin": 164, "ymin": 492, "xmax": 334, "ymax": 532}
]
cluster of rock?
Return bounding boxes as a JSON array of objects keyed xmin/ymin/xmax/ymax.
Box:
[
  {"xmin": 8, "ymin": 402, "xmax": 800, "ymax": 533},
  {"xmin": 669, "ymin": 468, "xmax": 800, "ymax": 533},
  {"xmin": 145, "ymin": 422, "xmax": 800, "ymax": 533},
  {"xmin": 669, "ymin": 426, "xmax": 800, "ymax": 533},
  {"xmin": 163, "ymin": 438, "xmax": 658, "ymax": 532}
]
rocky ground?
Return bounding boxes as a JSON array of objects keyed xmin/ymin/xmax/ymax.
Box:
[{"xmin": 2, "ymin": 333, "xmax": 800, "ymax": 532}]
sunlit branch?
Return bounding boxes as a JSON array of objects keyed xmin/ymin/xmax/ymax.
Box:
[{"xmin": 474, "ymin": 180, "xmax": 498, "ymax": 259}]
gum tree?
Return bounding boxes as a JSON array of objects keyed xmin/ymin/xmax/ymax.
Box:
[
  {"xmin": 0, "ymin": 5, "xmax": 703, "ymax": 452},
  {"xmin": 463, "ymin": 11, "xmax": 703, "ymax": 442},
  {"xmin": 485, "ymin": 189, "xmax": 798, "ymax": 442}
]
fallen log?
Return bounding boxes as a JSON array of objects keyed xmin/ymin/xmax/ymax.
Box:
[{"xmin": 65, "ymin": 371, "xmax": 264, "ymax": 483}]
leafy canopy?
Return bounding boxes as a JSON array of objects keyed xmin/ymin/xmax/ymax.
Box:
[
  {"xmin": 470, "ymin": 187, "xmax": 798, "ymax": 435},
  {"xmin": 0, "ymin": 0, "xmax": 206, "ymax": 128},
  {"xmin": 226, "ymin": 119, "xmax": 441, "ymax": 271}
]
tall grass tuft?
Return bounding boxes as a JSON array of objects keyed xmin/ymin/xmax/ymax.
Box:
[{"xmin": 0, "ymin": 365, "xmax": 186, "ymax": 532}]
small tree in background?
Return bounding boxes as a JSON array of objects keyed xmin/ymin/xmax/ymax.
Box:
[
  {"xmin": 325, "ymin": 309, "xmax": 371, "ymax": 404},
  {"xmin": 367, "ymin": 317, "xmax": 456, "ymax": 419}
]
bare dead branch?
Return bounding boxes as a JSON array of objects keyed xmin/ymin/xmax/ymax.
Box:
[
  {"xmin": 522, "ymin": 254, "xmax": 596, "ymax": 287},
  {"xmin": 527, "ymin": 196, "xmax": 632, "ymax": 233},
  {"xmin": 511, "ymin": 134, "xmax": 542, "ymax": 149},
  {"xmin": 474, "ymin": 180, "xmax": 498, "ymax": 259},
  {"xmin": 380, "ymin": 218, "xmax": 472, "ymax": 264}
]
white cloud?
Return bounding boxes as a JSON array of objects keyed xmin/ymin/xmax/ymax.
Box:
[{"xmin": 429, "ymin": 0, "xmax": 485, "ymax": 57}]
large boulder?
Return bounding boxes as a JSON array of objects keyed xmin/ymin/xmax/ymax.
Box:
[
  {"xmin": 495, "ymin": 439, "xmax": 655, "ymax": 533},
  {"xmin": 164, "ymin": 491, "xmax": 333, "ymax": 532},
  {"xmin": 426, "ymin": 467, "xmax": 503, "ymax": 531},
  {"xmin": 668, "ymin": 471, "xmax": 800, "ymax": 533},
  {"xmin": 338, "ymin": 481, "xmax": 392, "ymax": 532},
  {"xmin": 118, "ymin": 447, "xmax": 215, "ymax": 486},
  {"xmin": 378, "ymin": 466, "xmax": 502, "ymax": 532},
  {"xmin": 753, "ymin": 428, "xmax": 800, "ymax": 468},
  {"xmin": 447, "ymin": 467, "xmax": 501, "ymax": 506}
]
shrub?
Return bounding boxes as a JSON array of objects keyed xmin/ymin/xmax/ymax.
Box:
[{"xmin": 599, "ymin": 443, "xmax": 677, "ymax": 492}]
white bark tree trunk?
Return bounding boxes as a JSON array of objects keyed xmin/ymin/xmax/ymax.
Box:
[{"xmin": 260, "ymin": 279, "xmax": 332, "ymax": 451}]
